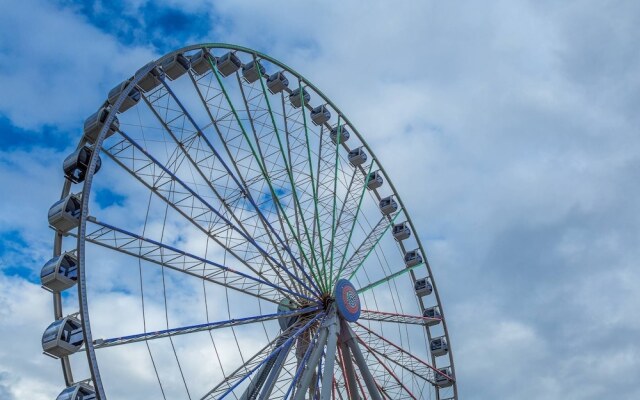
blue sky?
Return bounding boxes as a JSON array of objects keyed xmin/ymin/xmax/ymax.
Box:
[{"xmin": 1, "ymin": 0, "xmax": 639, "ymax": 399}]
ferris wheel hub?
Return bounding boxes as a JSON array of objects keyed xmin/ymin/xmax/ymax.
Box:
[{"xmin": 334, "ymin": 279, "xmax": 361, "ymax": 322}]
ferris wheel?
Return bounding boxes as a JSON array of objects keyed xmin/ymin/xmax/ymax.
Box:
[{"xmin": 41, "ymin": 43, "xmax": 457, "ymax": 400}]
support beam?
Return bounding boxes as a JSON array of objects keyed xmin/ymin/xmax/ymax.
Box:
[
  {"xmin": 342, "ymin": 324, "xmax": 382, "ymax": 400},
  {"xmin": 338, "ymin": 342, "xmax": 360, "ymax": 400},
  {"xmin": 320, "ymin": 314, "xmax": 340, "ymax": 400},
  {"xmin": 240, "ymin": 334, "xmax": 293, "ymax": 400},
  {"xmin": 256, "ymin": 338, "xmax": 291, "ymax": 400},
  {"xmin": 293, "ymin": 309, "xmax": 336, "ymax": 400}
]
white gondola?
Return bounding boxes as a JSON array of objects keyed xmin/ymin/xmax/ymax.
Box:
[
  {"xmin": 190, "ymin": 49, "xmax": 213, "ymax": 75},
  {"xmin": 289, "ymin": 87, "xmax": 310, "ymax": 108},
  {"xmin": 63, "ymin": 145, "xmax": 101, "ymax": 184},
  {"xmin": 423, "ymin": 306, "xmax": 441, "ymax": 326},
  {"xmin": 348, "ymin": 147, "xmax": 367, "ymax": 166},
  {"xmin": 267, "ymin": 71, "xmax": 289, "ymax": 94},
  {"xmin": 160, "ymin": 53, "xmax": 190, "ymax": 80},
  {"xmin": 330, "ymin": 125, "xmax": 350, "ymax": 144},
  {"xmin": 310, "ymin": 105, "xmax": 331, "ymax": 126},
  {"xmin": 107, "ymin": 80, "xmax": 141, "ymax": 113},
  {"xmin": 216, "ymin": 51, "xmax": 242, "ymax": 77},
  {"xmin": 48, "ymin": 194, "xmax": 82, "ymax": 233},
  {"xmin": 134, "ymin": 61, "xmax": 165, "ymax": 92},
  {"xmin": 41, "ymin": 253, "xmax": 78, "ymax": 292},
  {"xmin": 414, "ymin": 277, "xmax": 432, "ymax": 297},
  {"xmin": 83, "ymin": 106, "xmax": 119, "ymax": 144},
  {"xmin": 404, "ymin": 249, "xmax": 423, "ymax": 267},
  {"xmin": 435, "ymin": 367, "xmax": 454, "ymax": 388},
  {"xmin": 367, "ymin": 170, "xmax": 383, "ymax": 190},
  {"xmin": 430, "ymin": 336, "xmax": 449, "ymax": 357},
  {"xmin": 379, "ymin": 196, "xmax": 398, "ymax": 215},
  {"xmin": 392, "ymin": 222, "xmax": 411, "ymax": 241},
  {"xmin": 242, "ymin": 60, "xmax": 266, "ymax": 83},
  {"xmin": 56, "ymin": 383, "xmax": 96, "ymax": 400},
  {"xmin": 42, "ymin": 316, "xmax": 84, "ymax": 358}
]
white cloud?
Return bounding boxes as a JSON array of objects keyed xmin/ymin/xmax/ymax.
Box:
[
  {"xmin": 0, "ymin": 0, "xmax": 156, "ymax": 131},
  {"xmin": 1, "ymin": 0, "xmax": 640, "ymax": 399}
]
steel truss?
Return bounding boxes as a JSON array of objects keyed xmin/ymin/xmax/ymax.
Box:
[{"xmin": 44, "ymin": 43, "xmax": 457, "ymax": 400}]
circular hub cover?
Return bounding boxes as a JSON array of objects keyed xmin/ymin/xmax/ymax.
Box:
[{"xmin": 335, "ymin": 279, "xmax": 361, "ymax": 322}]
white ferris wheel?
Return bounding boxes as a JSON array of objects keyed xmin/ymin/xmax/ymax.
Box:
[{"xmin": 41, "ymin": 43, "xmax": 457, "ymax": 400}]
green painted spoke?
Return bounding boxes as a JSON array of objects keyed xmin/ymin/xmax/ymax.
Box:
[
  {"xmin": 298, "ymin": 80, "xmax": 329, "ymax": 293},
  {"xmin": 185, "ymin": 70, "xmax": 306, "ymax": 296},
  {"xmin": 327, "ymin": 117, "xmax": 342, "ymax": 290},
  {"xmin": 331, "ymin": 161, "xmax": 375, "ymax": 287},
  {"xmin": 357, "ymin": 262, "xmax": 425, "ymax": 294},
  {"xmin": 254, "ymin": 64, "xmax": 327, "ymax": 293},
  {"xmin": 347, "ymin": 211, "xmax": 401, "ymax": 281},
  {"xmin": 207, "ymin": 56, "xmax": 324, "ymax": 294}
]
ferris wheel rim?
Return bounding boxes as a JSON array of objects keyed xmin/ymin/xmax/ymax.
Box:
[{"xmin": 47, "ymin": 42, "xmax": 457, "ymax": 399}]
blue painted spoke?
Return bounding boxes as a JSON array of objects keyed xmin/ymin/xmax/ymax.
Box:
[
  {"xmin": 206, "ymin": 60, "xmax": 324, "ymax": 296},
  {"xmin": 94, "ymin": 306, "xmax": 321, "ymax": 348},
  {"xmin": 202, "ymin": 312, "xmax": 325, "ymax": 399},
  {"xmin": 84, "ymin": 218, "xmax": 316, "ymax": 304},
  {"xmin": 163, "ymin": 71, "xmax": 322, "ymax": 298},
  {"xmin": 283, "ymin": 318, "xmax": 325, "ymax": 400},
  {"xmin": 115, "ymin": 128, "xmax": 321, "ymax": 298},
  {"xmin": 158, "ymin": 78, "xmax": 322, "ymax": 297}
]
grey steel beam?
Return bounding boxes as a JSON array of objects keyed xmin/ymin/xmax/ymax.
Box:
[
  {"xmin": 293, "ymin": 310, "xmax": 335, "ymax": 400},
  {"xmin": 338, "ymin": 342, "xmax": 360, "ymax": 400},
  {"xmin": 342, "ymin": 324, "xmax": 382, "ymax": 400},
  {"xmin": 256, "ymin": 338, "xmax": 292, "ymax": 400},
  {"xmin": 320, "ymin": 314, "xmax": 340, "ymax": 400}
]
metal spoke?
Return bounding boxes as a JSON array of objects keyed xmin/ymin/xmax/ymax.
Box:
[
  {"xmin": 277, "ymin": 319, "xmax": 320, "ymax": 399},
  {"xmin": 359, "ymin": 309, "xmax": 441, "ymax": 326},
  {"xmin": 140, "ymin": 77, "xmax": 306, "ymax": 299},
  {"xmin": 355, "ymin": 333, "xmax": 418, "ymax": 400},
  {"xmin": 254, "ymin": 64, "xmax": 328, "ymax": 293},
  {"xmin": 353, "ymin": 323, "xmax": 453, "ymax": 386},
  {"xmin": 186, "ymin": 68, "xmax": 307, "ymax": 297},
  {"xmin": 93, "ymin": 306, "xmax": 320, "ymax": 349},
  {"xmin": 139, "ymin": 77, "xmax": 320, "ymax": 297},
  {"xmin": 356, "ymin": 261, "xmax": 424, "ymax": 295},
  {"xmin": 337, "ymin": 212, "xmax": 401, "ymax": 283},
  {"xmin": 292, "ymin": 310, "xmax": 334, "ymax": 400},
  {"xmin": 201, "ymin": 312, "xmax": 324, "ymax": 399},
  {"xmin": 206, "ymin": 56, "xmax": 324, "ymax": 295},
  {"xmin": 79, "ymin": 219, "xmax": 315, "ymax": 304},
  {"xmin": 330, "ymin": 161, "xmax": 375, "ymax": 284},
  {"xmin": 104, "ymin": 130, "xmax": 320, "ymax": 297},
  {"xmin": 45, "ymin": 44, "xmax": 455, "ymax": 400}
]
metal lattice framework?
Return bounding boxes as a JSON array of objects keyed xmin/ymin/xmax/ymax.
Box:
[{"xmin": 42, "ymin": 43, "xmax": 457, "ymax": 399}]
